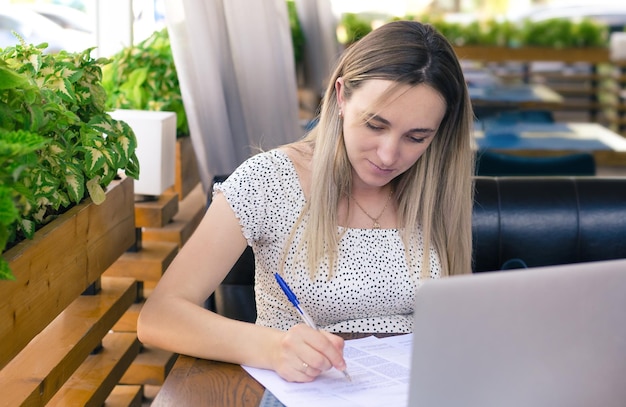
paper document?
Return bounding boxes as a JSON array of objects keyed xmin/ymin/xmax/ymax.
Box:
[{"xmin": 242, "ymin": 334, "xmax": 413, "ymax": 407}]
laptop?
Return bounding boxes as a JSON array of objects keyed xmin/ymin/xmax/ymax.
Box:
[{"xmin": 408, "ymin": 258, "xmax": 626, "ymax": 407}]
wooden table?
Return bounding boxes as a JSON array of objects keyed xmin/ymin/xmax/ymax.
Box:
[
  {"xmin": 152, "ymin": 333, "xmax": 387, "ymax": 407},
  {"xmin": 469, "ymin": 83, "xmax": 563, "ymax": 110},
  {"xmin": 466, "ymin": 78, "xmax": 564, "ymax": 120},
  {"xmin": 473, "ymin": 122, "xmax": 626, "ymax": 167},
  {"xmin": 151, "ymin": 355, "xmax": 265, "ymax": 407}
]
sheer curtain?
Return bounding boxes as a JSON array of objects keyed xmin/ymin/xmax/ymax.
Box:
[
  {"xmin": 294, "ymin": 0, "xmax": 340, "ymax": 97},
  {"xmin": 164, "ymin": 0, "xmax": 302, "ymax": 192}
]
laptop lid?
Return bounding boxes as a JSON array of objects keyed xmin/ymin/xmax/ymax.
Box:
[{"xmin": 408, "ymin": 259, "xmax": 626, "ymax": 407}]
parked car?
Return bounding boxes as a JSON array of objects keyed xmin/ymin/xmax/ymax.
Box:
[
  {"xmin": 0, "ymin": 5, "xmax": 93, "ymax": 53},
  {"xmin": 26, "ymin": 3, "xmax": 94, "ymax": 34}
]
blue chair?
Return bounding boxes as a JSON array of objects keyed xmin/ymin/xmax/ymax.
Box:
[
  {"xmin": 482, "ymin": 110, "xmax": 555, "ymax": 125},
  {"xmin": 475, "ymin": 150, "xmax": 596, "ymax": 177}
]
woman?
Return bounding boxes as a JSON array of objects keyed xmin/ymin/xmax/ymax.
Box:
[{"xmin": 138, "ymin": 20, "xmax": 474, "ymax": 383}]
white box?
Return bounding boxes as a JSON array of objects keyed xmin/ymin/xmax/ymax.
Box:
[
  {"xmin": 110, "ymin": 109, "xmax": 177, "ymax": 196},
  {"xmin": 610, "ymin": 32, "xmax": 626, "ymax": 61}
]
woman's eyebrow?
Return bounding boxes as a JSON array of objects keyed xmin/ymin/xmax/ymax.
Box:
[
  {"xmin": 407, "ymin": 127, "xmax": 437, "ymax": 134},
  {"xmin": 366, "ymin": 113, "xmax": 391, "ymax": 126},
  {"xmin": 367, "ymin": 113, "xmax": 437, "ymax": 133}
]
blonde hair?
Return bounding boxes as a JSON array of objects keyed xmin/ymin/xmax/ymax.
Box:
[{"xmin": 289, "ymin": 20, "xmax": 474, "ymax": 278}]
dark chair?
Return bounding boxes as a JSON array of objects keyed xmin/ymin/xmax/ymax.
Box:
[
  {"xmin": 472, "ymin": 176, "xmax": 626, "ymax": 272},
  {"xmin": 205, "ymin": 175, "xmax": 257, "ymax": 323},
  {"xmin": 475, "ymin": 150, "xmax": 596, "ymax": 176},
  {"xmin": 210, "ymin": 246, "xmax": 256, "ymax": 323}
]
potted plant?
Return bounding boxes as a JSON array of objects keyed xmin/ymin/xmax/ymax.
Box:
[
  {"xmin": 102, "ymin": 28, "xmax": 188, "ymax": 138},
  {"xmin": 102, "ymin": 28, "xmax": 200, "ymax": 199},
  {"xmin": 0, "ymin": 36, "xmax": 139, "ymax": 280}
]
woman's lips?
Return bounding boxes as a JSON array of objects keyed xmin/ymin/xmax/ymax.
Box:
[{"xmin": 367, "ymin": 159, "xmax": 394, "ymax": 175}]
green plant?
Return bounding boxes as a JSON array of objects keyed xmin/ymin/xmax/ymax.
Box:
[
  {"xmin": 0, "ymin": 38, "xmax": 139, "ymax": 280},
  {"xmin": 339, "ymin": 13, "xmax": 373, "ymax": 45},
  {"xmin": 392, "ymin": 15, "xmax": 610, "ymax": 48},
  {"xmin": 102, "ymin": 28, "xmax": 189, "ymax": 138},
  {"xmin": 287, "ymin": 0, "xmax": 305, "ymax": 66},
  {"xmin": 517, "ymin": 18, "xmax": 608, "ymax": 48},
  {"xmin": 427, "ymin": 17, "xmax": 608, "ymax": 48}
]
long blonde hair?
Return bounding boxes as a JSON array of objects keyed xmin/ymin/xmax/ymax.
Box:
[{"xmin": 292, "ymin": 20, "xmax": 474, "ymax": 278}]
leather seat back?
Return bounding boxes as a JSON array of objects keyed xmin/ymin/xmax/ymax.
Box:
[{"xmin": 473, "ymin": 176, "xmax": 626, "ymax": 272}]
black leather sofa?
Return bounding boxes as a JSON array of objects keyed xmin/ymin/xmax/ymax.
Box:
[
  {"xmin": 209, "ymin": 176, "xmax": 626, "ymax": 322},
  {"xmin": 472, "ymin": 176, "xmax": 626, "ymax": 272}
]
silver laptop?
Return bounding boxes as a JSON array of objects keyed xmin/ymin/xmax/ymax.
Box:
[{"xmin": 408, "ymin": 258, "xmax": 626, "ymax": 407}]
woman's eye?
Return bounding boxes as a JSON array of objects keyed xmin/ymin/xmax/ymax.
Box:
[
  {"xmin": 408, "ymin": 135, "xmax": 426, "ymax": 143},
  {"xmin": 365, "ymin": 121, "xmax": 383, "ymax": 131}
]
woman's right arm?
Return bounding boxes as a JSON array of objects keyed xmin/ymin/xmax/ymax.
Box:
[
  {"xmin": 136, "ymin": 192, "xmax": 347, "ymax": 381},
  {"xmin": 137, "ymin": 192, "xmax": 277, "ymax": 364}
]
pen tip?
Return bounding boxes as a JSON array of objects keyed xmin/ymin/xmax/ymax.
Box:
[{"xmin": 343, "ymin": 370, "xmax": 352, "ymax": 382}]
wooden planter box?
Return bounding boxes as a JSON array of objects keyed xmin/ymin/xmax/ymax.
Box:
[
  {"xmin": 0, "ymin": 176, "xmax": 136, "ymax": 369},
  {"xmin": 174, "ymin": 136, "xmax": 201, "ymax": 201}
]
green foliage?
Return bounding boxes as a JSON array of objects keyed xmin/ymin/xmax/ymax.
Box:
[
  {"xmin": 0, "ymin": 38, "xmax": 139, "ymax": 280},
  {"xmin": 340, "ymin": 13, "xmax": 373, "ymax": 45},
  {"xmin": 287, "ymin": 0, "xmax": 305, "ymax": 65},
  {"xmin": 426, "ymin": 17, "xmax": 608, "ymax": 47},
  {"xmin": 102, "ymin": 29, "xmax": 189, "ymax": 138},
  {"xmin": 517, "ymin": 18, "xmax": 608, "ymax": 48},
  {"xmin": 345, "ymin": 13, "xmax": 609, "ymax": 48}
]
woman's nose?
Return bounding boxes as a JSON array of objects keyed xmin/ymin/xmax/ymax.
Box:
[{"xmin": 377, "ymin": 135, "xmax": 400, "ymax": 166}]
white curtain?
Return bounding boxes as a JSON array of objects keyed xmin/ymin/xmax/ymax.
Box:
[
  {"xmin": 294, "ymin": 0, "xmax": 340, "ymax": 97},
  {"xmin": 164, "ymin": 0, "xmax": 302, "ymax": 192}
]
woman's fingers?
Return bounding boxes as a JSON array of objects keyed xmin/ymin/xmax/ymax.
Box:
[{"xmin": 274, "ymin": 324, "xmax": 341, "ymax": 382}]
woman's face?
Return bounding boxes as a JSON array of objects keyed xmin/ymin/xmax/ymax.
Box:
[{"xmin": 336, "ymin": 78, "xmax": 446, "ymax": 190}]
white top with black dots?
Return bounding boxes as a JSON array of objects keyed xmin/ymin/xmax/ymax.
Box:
[{"xmin": 214, "ymin": 149, "xmax": 441, "ymax": 333}]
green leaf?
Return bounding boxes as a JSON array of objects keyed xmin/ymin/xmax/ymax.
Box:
[
  {"xmin": 64, "ymin": 164, "xmax": 85, "ymax": 203},
  {"xmin": 86, "ymin": 177, "xmax": 106, "ymax": 205},
  {"xmin": 0, "ymin": 66, "xmax": 29, "ymax": 90},
  {"xmin": 20, "ymin": 218, "xmax": 36, "ymax": 239},
  {"xmin": 0, "ymin": 259, "xmax": 15, "ymax": 281},
  {"xmin": 0, "ymin": 187, "xmax": 19, "ymax": 225},
  {"xmin": 124, "ymin": 155, "xmax": 140, "ymax": 180},
  {"xmin": 82, "ymin": 146, "xmax": 106, "ymax": 177},
  {"xmin": 32, "ymin": 168, "xmax": 60, "ymax": 197},
  {"xmin": 0, "ymin": 129, "xmax": 48, "ymax": 158}
]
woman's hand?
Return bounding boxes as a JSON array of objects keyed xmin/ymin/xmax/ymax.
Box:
[{"xmin": 271, "ymin": 324, "xmax": 347, "ymax": 382}]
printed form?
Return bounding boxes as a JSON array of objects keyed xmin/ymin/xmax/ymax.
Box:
[{"xmin": 242, "ymin": 334, "xmax": 414, "ymax": 407}]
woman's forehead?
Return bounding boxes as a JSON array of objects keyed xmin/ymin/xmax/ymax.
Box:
[{"xmin": 348, "ymin": 80, "xmax": 444, "ymax": 112}]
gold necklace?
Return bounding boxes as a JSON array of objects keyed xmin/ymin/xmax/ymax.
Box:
[{"xmin": 351, "ymin": 188, "xmax": 393, "ymax": 229}]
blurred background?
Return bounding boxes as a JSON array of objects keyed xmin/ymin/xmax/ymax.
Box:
[{"xmin": 2, "ymin": 0, "xmax": 625, "ymax": 58}]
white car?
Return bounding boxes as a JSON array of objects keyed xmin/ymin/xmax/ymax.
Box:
[
  {"xmin": 0, "ymin": 5, "xmax": 93, "ymax": 53},
  {"xmin": 26, "ymin": 3, "xmax": 94, "ymax": 34}
]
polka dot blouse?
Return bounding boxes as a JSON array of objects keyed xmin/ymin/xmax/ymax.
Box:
[{"xmin": 214, "ymin": 149, "xmax": 441, "ymax": 333}]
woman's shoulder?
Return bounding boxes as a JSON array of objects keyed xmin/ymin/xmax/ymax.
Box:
[
  {"xmin": 221, "ymin": 147, "xmax": 305, "ymax": 189},
  {"xmin": 277, "ymin": 142, "xmax": 312, "ymax": 197},
  {"xmin": 227, "ymin": 149, "xmax": 292, "ymax": 179}
]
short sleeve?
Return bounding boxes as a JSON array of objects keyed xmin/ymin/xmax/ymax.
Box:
[{"xmin": 213, "ymin": 151, "xmax": 293, "ymax": 244}]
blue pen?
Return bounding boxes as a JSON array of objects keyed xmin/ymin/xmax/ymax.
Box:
[{"xmin": 274, "ymin": 272, "xmax": 352, "ymax": 381}]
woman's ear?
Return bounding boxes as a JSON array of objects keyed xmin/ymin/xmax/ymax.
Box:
[{"xmin": 335, "ymin": 77, "xmax": 344, "ymax": 111}]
